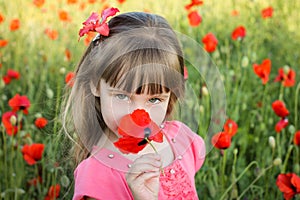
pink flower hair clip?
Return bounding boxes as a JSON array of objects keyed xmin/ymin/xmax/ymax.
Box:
[{"xmin": 78, "ymin": 7, "xmax": 120, "ymax": 39}]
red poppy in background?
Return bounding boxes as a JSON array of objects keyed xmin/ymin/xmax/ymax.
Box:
[
  {"xmin": 275, "ymin": 118, "xmax": 289, "ymax": 133},
  {"xmin": 276, "ymin": 173, "xmax": 300, "ymax": 200},
  {"xmin": 0, "ymin": 39, "xmax": 8, "ymax": 47},
  {"xmin": 231, "ymin": 26, "xmax": 246, "ymax": 40},
  {"xmin": 28, "ymin": 176, "xmax": 42, "ymax": 186},
  {"xmin": 2, "ymin": 111, "xmax": 19, "ymax": 136},
  {"xmin": 262, "ymin": 6, "xmax": 273, "ymax": 18},
  {"xmin": 33, "ymin": 0, "xmax": 45, "ymax": 8},
  {"xmin": 187, "ymin": 10, "xmax": 202, "ymax": 27},
  {"xmin": 88, "ymin": 0, "xmax": 96, "ymax": 3},
  {"xmin": 224, "ymin": 119, "xmax": 238, "ymax": 136},
  {"xmin": 0, "ymin": 12, "xmax": 4, "ymax": 23},
  {"xmin": 211, "ymin": 132, "xmax": 232, "ymax": 149},
  {"xmin": 185, "ymin": 0, "xmax": 203, "ymax": 10},
  {"xmin": 117, "ymin": 0, "xmax": 126, "ymax": 4},
  {"xmin": 114, "ymin": 109, "xmax": 164, "ymax": 154},
  {"xmin": 253, "ymin": 59, "xmax": 271, "ymax": 84},
  {"xmin": 35, "ymin": 117, "xmax": 48, "ymax": 129},
  {"xmin": 2, "ymin": 69, "xmax": 20, "ymax": 84},
  {"xmin": 79, "ymin": 7, "xmax": 120, "ymax": 38},
  {"xmin": 65, "ymin": 72, "xmax": 75, "ymax": 87},
  {"xmin": 294, "ymin": 131, "xmax": 300, "ymax": 146},
  {"xmin": 274, "ymin": 67, "xmax": 296, "ymax": 87},
  {"xmin": 202, "ymin": 32, "xmax": 218, "ymax": 53},
  {"xmin": 59, "ymin": 10, "xmax": 71, "ymax": 22},
  {"xmin": 8, "ymin": 94, "xmax": 31, "ymax": 114},
  {"xmin": 65, "ymin": 48, "xmax": 71, "ymax": 61},
  {"xmin": 272, "ymin": 100, "xmax": 289, "ymax": 118},
  {"xmin": 10, "ymin": 19, "xmax": 20, "ymax": 31},
  {"xmin": 231, "ymin": 10, "xmax": 239, "ymax": 16},
  {"xmin": 45, "ymin": 28, "xmax": 59, "ymax": 40},
  {"xmin": 21, "ymin": 143, "xmax": 45, "ymax": 165},
  {"xmin": 45, "ymin": 184, "xmax": 60, "ymax": 200},
  {"xmin": 67, "ymin": 0, "xmax": 77, "ymax": 4},
  {"xmin": 184, "ymin": 66, "xmax": 188, "ymax": 80}
]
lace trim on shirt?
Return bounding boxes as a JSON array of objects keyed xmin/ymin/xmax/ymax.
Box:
[{"xmin": 160, "ymin": 161, "xmax": 197, "ymax": 199}]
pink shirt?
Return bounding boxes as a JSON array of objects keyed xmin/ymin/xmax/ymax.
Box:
[{"xmin": 73, "ymin": 121, "xmax": 206, "ymax": 200}]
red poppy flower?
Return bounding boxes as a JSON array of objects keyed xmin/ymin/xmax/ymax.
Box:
[
  {"xmin": 114, "ymin": 109, "xmax": 164, "ymax": 154},
  {"xmin": 79, "ymin": 7, "xmax": 120, "ymax": 38},
  {"xmin": 253, "ymin": 59, "xmax": 271, "ymax": 84},
  {"xmin": 272, "ymin": 100, "xmax": 289, "ymax": 117},
  {"xmin": 0, "ymin": 39, "xmax": 8, "ymax": 47},
  {"xmin": 21, "ymin": 143, "xmax": 45, "ymax": 165},
  {"xmin": 262, "ymin": 6, "xmax": 273, "ymax": 18},
  {"xmin": 10, "ymin": 19, "xmax": 20, "ymax": 31},
  {"xmin": 2, "ymin": 111, "xmax": 19, "ymax": 136},
  {"xmin": 185, "ymin": 0, "xmax": 203, "ymax": 10},
  {"xmin": 67, "ymin": 0, "xmax": 77, "ymax": 4},
  {"xmin": 8, "ymin": 94, "xmax": 31, "ymax": 114},
  {"xmin": 65, "ymin": 72, "xmax": 75, "ymax": 87},
  {"xmin": 274, "ymin": 67, "xmax": 296, "ymax": 87},
  {"xmin": 276, "ymin": 173, "xmax": 300, "ymax": 200},
  {"xmin": 28, "ymin": 176, "xmax": 42, "ymax": 186},
  {"xmin": 231, "ymin": 26, "xmax": 246, "ymax": 40},
  {"xmin": 211, "ymin": 132, "xmax": 232, "ymax": 149},
  {"xmin": 45, "ymin": 184, "xmax": 60, "ymax": 200},
  {"xmin": 294, "ymin": 131, "xmax": 300, "ymax": 146},
  {"xmin": 35, "ymin": 117, "xmax": 48, "ymax": 129},
  {"xmin": 7, "ymin": 69, "xmax": 20, "ymax": 79},
  {"xmin": 65, "ymin": 48, "xmax": 71, "ymax": 61},
  {"xmin": 187, "ymin": 10, "xmax": 202, "ymax": 27},
  {"xmin": 44, "ymin": 28, "xmax": 59, "ymax": 40},
  {"xmin": 224, "ymin": 119, "xmax": 238, "ymax": 136},
  {"xmin": 184, "ymin": 66, "xmax": 188, "ymax": 80},
  {"xmin": 231, "ymin": 10, "xmax": 239, "ymax": 16},
  {"xmin": 202, "ymin": 32, "xmax": 218, "ymax": 53},
  {"xmin": 2, "ymin": 75, "xmax": 11, "ymax": 84},
  {"xmin": 33, "ymin": 0, "xmax": 45, "ymax": 8},
  {"xmin": 275, "ymin": 118, "xmax": 289, "ymax": 133},
  {"xmin": 0, "ymin": 12, "xmax": 4, "ymax": 23},
  {"xmin": 88, "ymin": 0, "xmax": 96, "ymax": 3},
  {"xmin": 58, "ymin": 10, "xmax": 71, "ymax": 22},
  {"xmin": 117, "ymin": 0, "xmax": 126, "ymax": 4}
]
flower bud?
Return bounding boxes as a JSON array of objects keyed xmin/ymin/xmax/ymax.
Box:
[
  {"xmin": 61, "ymin": 175, "xmax": 70, "ymax": 187},
  {"xmin": 201, "ymin": 86, "xmax": 209, "ymax": 96},
  {"xmin": 273, "ymin": 158, "xmax": 282, "ymax": 166},
  {"xmin": 10, "ymin": 115, "xmax": 17, "ymax": 126},
  {"xmin": 199, "ymin": 105, "xmax": 204, "ymax": 113},
  {"xmin": 46, "ymin": 88, "xmax": 54, "ymax": 99},
  {"xmin": 59, "ymin": 67, "xmax": 66, "ymax": 75},
  {"xmin": 288, "ymin": 125, "xmax": 295, "ymax": 134},
  {"xmin": 233, "ymin": 148, "xmax": 238, "ymax": 155},
  {"xmin": 241, "ymin": 56, "xmax": 249, "ymax": 68},
  {"xmin": 283, "ymin": 65, "xmax": 290, "ymax": 74},
  {"xmin": 268, "ymin": 136, "xmax": 276, "ymax": 149}
]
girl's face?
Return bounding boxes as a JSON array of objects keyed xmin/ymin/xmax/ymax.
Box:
[{"xmin": 99, "ymin": 79, "xmax": 170, "ymax": 137}]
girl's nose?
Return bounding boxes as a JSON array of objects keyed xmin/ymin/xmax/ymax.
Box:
[{"xmin": 129, "ymin": 102, "xmax": 149, "ymax": 114}]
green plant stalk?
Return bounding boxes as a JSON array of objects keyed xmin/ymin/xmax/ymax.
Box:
[
  {"xmin": 281, "ymin": 145, "xmax": 294, "ymax": 173},
  {"xmin": 237, "ymin": 164, "xmax": 273, "ymax": 199},
  {"xmin": 220, "ymin": 161, "xmax": 259, "ymax": 200},
  {"xmin": 295, "ymin": 83, "xmax": 300, "ymax": 130},
  {"xmin": 145, "ymin": 138, "xmax": 165, "ymax": 175},
  {"xmin": 221, "ymin": 150, "xmax": 227, "ymax": 192},
  {"xmin": 1, "ymin": 126, "xmax": 8, "ymax": 195}
]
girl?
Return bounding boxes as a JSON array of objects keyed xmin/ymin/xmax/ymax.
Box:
[{"xmin": 63, "ymin": 9, "xmax": 206, "ymax": 200}]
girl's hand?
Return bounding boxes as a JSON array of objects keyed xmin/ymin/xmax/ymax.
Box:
[{"xmin": 126, "ymin": 153, "xmax": 162, "ymax": 200}]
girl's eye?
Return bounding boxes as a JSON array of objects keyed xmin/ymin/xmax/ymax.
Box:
[
  {"xmin": 115, "ymin": 94, "xmax": 129, "ymax": 101},
  {"xmin": 148, "ymin": 98, "xmax": 161, "ymax": 104}
]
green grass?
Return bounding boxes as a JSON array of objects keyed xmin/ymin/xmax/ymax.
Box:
[{"xmin": 0, "ymin": 0, "xmax": 300, "ymax": 199}]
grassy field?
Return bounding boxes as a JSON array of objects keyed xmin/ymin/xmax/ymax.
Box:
[{"xmin": 0, "ymin": 0, "xmax": 300, "ymax": 199}]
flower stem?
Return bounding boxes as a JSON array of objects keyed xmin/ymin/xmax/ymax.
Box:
[{"xmin": 145, "ymin": 138, "xmax": 165, "ymax": 175}]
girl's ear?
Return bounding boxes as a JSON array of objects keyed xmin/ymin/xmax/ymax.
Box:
[{"xmin": 90, "ymin": 81, "xmax": 100, "ymax": 97}]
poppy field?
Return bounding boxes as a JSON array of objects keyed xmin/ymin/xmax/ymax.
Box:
[{"xmin": 1, "ymin": 0, "xmax": 300, "ymax": 199}]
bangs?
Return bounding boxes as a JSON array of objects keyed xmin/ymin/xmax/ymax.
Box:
[{"xmin": 101, "ymin": 48, "xmax": 184, "ymax": 97}]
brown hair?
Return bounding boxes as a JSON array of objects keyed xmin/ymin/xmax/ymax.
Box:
[{"xmin": 62, "ymin": 12, "xmax": 185, "ymax": 164}]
